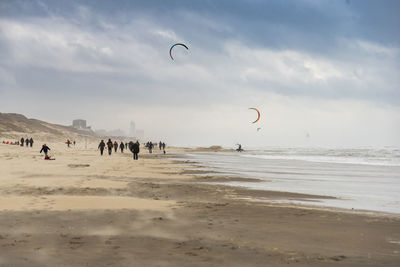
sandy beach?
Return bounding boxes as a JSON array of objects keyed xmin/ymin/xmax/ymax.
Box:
[
  {"xmin": 0, "ymin": 141, "xmax": 399, "ymax": 266},
  {"xmin": 2, "ymin": 0, "xmax": 399, "ymax": 265}
]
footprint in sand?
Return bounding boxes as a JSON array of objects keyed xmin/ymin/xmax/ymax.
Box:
[
  {"xmin": 68, "ymin": 164, "xmax": 90, "ymax": 168},
  {"xmin": 69, "ymin": 237, "xmax": 84, "ymax": 249},
  {"xmin": 330, "ymin": 255, "xmax": 347, "ymax": 261}
]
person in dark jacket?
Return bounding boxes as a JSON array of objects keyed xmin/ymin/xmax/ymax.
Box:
[
  {"xmin": 20, "ymin": 137, "xmax": 24, "ymax": 147},
  {"xmin": 29, "ymin": 138, "xmax": 34, "ymax": 147},
  {"xmin": 129, "ymin": 141, "xmax": 133, "ymax": 152},
  {"xmin": 106, "ymin": 139, "xmax": 113, "ymax": 155},
  {"xmin": 67, "ymin": 139, "xmax": 71, "ymax": 147},
  {"xmin": 98, "ymin": 140, "xmax": 106, "ymax": 155},
  {"xmin": 120, "ymin": 142, "xmax": 125, "ymax": 153},
  {"xmin": 26, "ymin": 138, "xmax": 29, "ymax": 147},
  {"xmin": 40, "ymin": 144, "xmax": 51, "ymax": 157},
  {"xmin": 130, "ymin": 141, "xmax": 140, "ymax": 160},
  {"xmin": 148, "ymin": 142, "xmax": 153, "ymax": 153},
  {"xmin": 113, "ymin": 141, "xmax": 118, "ymax": 152}
]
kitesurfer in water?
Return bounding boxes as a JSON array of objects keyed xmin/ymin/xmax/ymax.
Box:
[
  {"xmin": 236, "ymin": 144, "xmax": 243, "ymax": 152},
  {"xmin": 107, "ymin": 139, "xmax": 113, "ymax": 155},
  {"xmin": 98, "ymin": 140, "xmax": 105, "ymax": 155}
]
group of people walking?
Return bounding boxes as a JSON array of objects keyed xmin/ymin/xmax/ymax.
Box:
[
  {"xmin": 1, "ymin": 137, "xmax": 34, "ymax": 147},
  {"xmin": 98, "ymin": 139, "xmax": 140, "ymax": 160},
  {"xmin": 145, "ymin": 141, "xmax": 166, "ymax": 154},
  {"xmin": 20, "ymin": 137, "xmax": 34, "ymax": 147},
  {"xmin": 2, "ymin": 136, "xmax": 168, "ymax": 162},
  {"xmin": 158, "ymin": 141, "xmax": 166, "ymax": 153},
  {"xmin": 145, "ymin": 141, "xmax": 154, "ymax": 153},
  {"xmin": 97, "ymin": 139, "xmax": 165, "ymax": 160},
  {"xmin": 4, "ymin": 136, "xmax": 168, "ymax": 162}
]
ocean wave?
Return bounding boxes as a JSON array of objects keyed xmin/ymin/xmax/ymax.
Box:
[{"xmin": 240, "ymin": 148, "xmax": 400, "ymax": 167}]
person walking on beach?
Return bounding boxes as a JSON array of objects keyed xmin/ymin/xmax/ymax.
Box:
[
  {"xmin": 125, "ymin": 142, "xmax": 128, "ymax": 150},
  {"xmin": 113, "ymin": 141, "xmax": 118, "ymax": 153},
  {"xmin": 120, "ymin": 141, "xmax": 124, "ymax": 153},
  {"xmin": 129, "ymin": 141, "xmax": 133, "ymax": 152},
  {"xmin": 40, "ymin": 144, "xmax": 51, "ymax": 158},
  {"xmin": 67, "ymin": 139, "xmax": 71, "ymax": 147},
  {"xmin": 73, "ymin": 140, "xmax": 76, "ymax": 146},
  {"xmin": 20, "ymin": 137, "xmax": 24, "ymax": 147},
  {"xmin": 148, "ymin": 142, "xmax": 153, "ymax": 154},
  {"xmin": 29, "ymin": 138, "xmax": 34, "ymax": 147},
  {"xmin": 107, "ymin": 139, "xmax": 113, "ymax": 155},
  {"xmin": 26, "ymin": 138, "xmax": 29, "ymax": 147},
  {"xmin": 98, "ymin": 140, "xmax": 105, "ymax": 155},
  {"xmin": 159, "ymin": 141, "xmax": 162, "ymax": 150},
  {"xmin": 130, "ymin": 141, "xmax": 140, "ymax": 160}
]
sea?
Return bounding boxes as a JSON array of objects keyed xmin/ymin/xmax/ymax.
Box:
[{"xmin": 176, "ymin": 147, "xmax": 400, "ymax": 214}]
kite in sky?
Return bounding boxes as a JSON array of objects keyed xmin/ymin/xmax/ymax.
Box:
[
  {"xmin": 169, "ymin": 43, "xmax": 189, "ymax": 60},
  {"xmin": 249, "ymin": 108, "xmax": 260, "ymax": 123}
]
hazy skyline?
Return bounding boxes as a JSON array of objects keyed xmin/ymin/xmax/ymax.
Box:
[{"xmin": 0, "ymin": 0, "xmax": 399, "ymax": 147}]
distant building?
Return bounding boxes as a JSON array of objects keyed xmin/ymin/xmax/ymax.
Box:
[
  {"xmin": 129, "ymin": 121, "xmax": 136, "ymax": 137},
  {"xmin": 72, "ymin": 119, "xmax": 91, "ymax": 131}
]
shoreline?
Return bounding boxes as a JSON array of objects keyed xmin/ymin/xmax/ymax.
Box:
[
  {"xmin": 0, "ymin": 142, "xmax": 399, "ymax": 266},
  {"xmin": 0, "ymin": 142, "xmax": 398, "ymax": 217},
  {"xmin": 169, "ymin": 149, "xmax": 400, "ymax": 215}
]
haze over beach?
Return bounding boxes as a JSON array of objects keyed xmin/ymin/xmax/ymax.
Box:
[{"xmin": 1, "ymin": 0, "xmax": 400, "ymax": 266}]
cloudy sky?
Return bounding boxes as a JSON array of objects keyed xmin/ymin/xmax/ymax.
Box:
[{"xmin": 0, "ymin": 0, "xmax": 399, "ymax": 147}]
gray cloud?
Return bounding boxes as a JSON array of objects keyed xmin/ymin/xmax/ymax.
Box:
[{"xmin": 0, "ymin": 0, "xmax": 399, "ymax": 147}]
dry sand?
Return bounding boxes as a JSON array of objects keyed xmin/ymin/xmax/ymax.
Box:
[{"xmin": 0, "ymin": 140, "xmax": 399, "ymax": 266}]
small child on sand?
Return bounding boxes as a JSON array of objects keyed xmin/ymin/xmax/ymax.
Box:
[{"xmin": 40, "ymin": 144, "xmax": 53, "ymax": 160}]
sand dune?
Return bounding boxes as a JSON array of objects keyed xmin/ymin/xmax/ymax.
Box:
[{"xmin": 0, "ymin": 112, "xmax": 97, "ymax": 141}]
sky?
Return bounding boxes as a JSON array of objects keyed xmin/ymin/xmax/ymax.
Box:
[{"xmin": 0, "ymin": 0, "xmax": 399, "ymax": 147}]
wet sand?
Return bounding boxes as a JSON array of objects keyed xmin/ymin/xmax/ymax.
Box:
[{"xmin": 0, "ymin": 141, "xmax": 399, "ymax": 266}]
